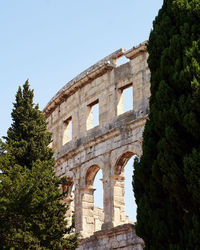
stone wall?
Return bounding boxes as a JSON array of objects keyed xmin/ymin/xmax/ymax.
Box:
[
  {"xmin": 44, "ymin": 41, "xmax": 150, "ymax": 248},
  {"xmin": 93, "ymin": 206, "xmax": 104, "ymax": 232},
  {"xmin": 76, "ymin": 224, "xmax": 144, "ymax": 250}
]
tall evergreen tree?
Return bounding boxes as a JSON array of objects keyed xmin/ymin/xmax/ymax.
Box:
[
  {"xmin": 0, "ymin": 81, "xmax": 78, "ymax": 249},
  {"xmin": 133, "ymin": 0, "xmax": 200, "ymax": 249}
]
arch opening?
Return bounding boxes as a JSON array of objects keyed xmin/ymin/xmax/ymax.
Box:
[
  {"xmin": 85, "ymin": 165, "xmax": 100, "ymax": 187},
  {"xmin": 93, "ymin": 169, "xmax": 104, "ymax": 231},
  {"xmin": 113, "ymin": 152, "xmax": 138, "ymax": 226},
  {"xmin": 124, "ymin": 155, "xmax": 137, "ymax": 222},
  {"xmin": 93, "ymin": 169, "xmax": 103, "ymax": 209},
  {"xmin": 83, "ymin": 165, "xmax": 104, "ymax": 235}
]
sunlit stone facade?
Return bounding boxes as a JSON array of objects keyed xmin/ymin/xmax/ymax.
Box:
[{"xmin": 44, "ymin": 41, "xmax": 150, "ymax": 249}]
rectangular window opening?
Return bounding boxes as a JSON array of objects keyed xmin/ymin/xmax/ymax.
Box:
[
  {"xmin": 117, "ymin": 85, "xmax": 133, "ymax": 115},
  {"xmin": 87, "ymin": 100, "xmax": 99, "ymax": 130},
  {"xmin": 116, "ymin": 56, "xmax": 129, "ymax": 67},
  {"xmin": 63, "ymin": 117, "xmax": 72, "ymax": 145}
]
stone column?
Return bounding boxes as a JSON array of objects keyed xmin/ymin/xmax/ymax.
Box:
[
  {"xmin": 77, "ymin": 187, "xmax": 96, "ymax": 237},
  {"xmin": 111, "ymin": 175, "xmax": 128, "ymax": 227},
  {"xmin": 58, "ymin": 120, "xmax": 64, "ymax": 152},
  {"xmin": 101, "ymin": 154, "xmax": 115, "ymax": 230},
  {"xmin": 74, "ymin": 181, "xmax": 81, "ymax": 234},
  {"xmin": 102, "ymin": 174, "xmax": 127, "ymax": 230},
  {"xmin": 101, "ymin": 176, "xmax": 114, "ymax": 230}
]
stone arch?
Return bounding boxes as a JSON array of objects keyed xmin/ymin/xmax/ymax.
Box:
[
  {"xmin": 111, "ymin": 150, "xmax": 139, "ymax": 226},
  {"xmin": 114, "ymin": 151, "xmax": 134, "ymax": 176},
  {"xmin": 81, "ymin": 156, "xmax": 104, "ymax": 181},
  {"xmin": 85, "ymin": 165, "xmax": 100, "ymax": 187},
  {"xmin": 79, "ymin": 164, "xmax": 104, "ymax": 236},
  {"xmin": 110, "ymin": 141, "xmax": 142, "ymax": 176}
]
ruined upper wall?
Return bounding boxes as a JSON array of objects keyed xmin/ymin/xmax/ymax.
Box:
[
  {"xmin": 43, "ymin": 41, "xmax": 147, "ymax": 116},
  {"xmin": 44, "ymin": 41, "xmax": 150, "ymax": 155}
]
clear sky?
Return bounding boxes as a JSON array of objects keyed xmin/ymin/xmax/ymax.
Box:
[{"xmin": 0, "ymin": 0, "xmax": 163, "ymax": 221}]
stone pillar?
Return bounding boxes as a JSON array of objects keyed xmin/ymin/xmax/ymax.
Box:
[
  {"xmin": 58, "ymin": 120, "xmax": 64, "ymax": 152},
  {"xmin": 102, "ymin": 174, "xmax": 127, "ymax": 230},
  {"xmin": 74, "ymin": 181, "xmax": 81, "ymax": 234},
  {"xmin": 78, "ymin": 187, "xmax": 96, "ymax": 237},
  {"xmin": 101, "ymin": 154, "xmax": 115, "ymax": 230},
  {"xmin": 111, "ymin": 175, "xmax": 128, "ymax": 227},
  {"xmin": 101, "ymin": 177, "xmax": 114, "ymax": 230}
]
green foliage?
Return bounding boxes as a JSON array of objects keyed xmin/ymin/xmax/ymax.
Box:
[
  {"xmin": 133, "ymin": 0, "xmax": 200, "ymax": 249},
  {"xmin": 0, "ymin": 81, "xmax": 78, "ymax": 249},
  {"xmin": 4, "ymin": 82, "xmax": 53, "ymax": 170}
]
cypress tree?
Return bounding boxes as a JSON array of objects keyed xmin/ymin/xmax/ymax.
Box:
[
  {"xmin": 133, "ymin": 0, "xmax": 200, "ymax": 249},
  {"xmin": 0, "ymin": 81, "xmax": 78, "ymax": 249}
]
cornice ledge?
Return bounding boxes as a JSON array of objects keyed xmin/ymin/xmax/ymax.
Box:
[
  {"xmin": 43, "ymin": 49, "xmax": 125, "ymax": 117},
  {"xmin": 124, "ymin": 40, "xmax": 148, "ymax": 60}
]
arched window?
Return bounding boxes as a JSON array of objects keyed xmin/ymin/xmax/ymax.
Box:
[
  {"xmin": 113, "ymin": 152, "xmax": 138, "ymax": 226},
  {"xmin": 93, "ymin": 169, "xmax": 103, "ymax": 231},
  {"xmin": 124, "ymin": 155, "xmax": 137, "ymax": 222},
  {"xmin": 82, "ymin": 165, "xmax": 104, "ymax": 235}
]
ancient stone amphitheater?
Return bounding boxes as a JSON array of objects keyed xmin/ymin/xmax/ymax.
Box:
[{"xmin": 43, "ymin": 41, "xmax": 150, "ymax": 250}]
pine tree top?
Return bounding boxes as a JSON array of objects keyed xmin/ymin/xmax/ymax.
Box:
[{"xmin": 5, "ymin": 80, "xmax": 54, "ymax": 169}]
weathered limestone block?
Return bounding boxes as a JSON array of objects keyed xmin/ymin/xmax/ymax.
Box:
[{"xmin": 76, "ymin": 224, "xmax": 144, "ymax": 250}]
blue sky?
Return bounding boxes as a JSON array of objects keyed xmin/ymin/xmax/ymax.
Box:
[
  {"xmin": 0, "ymin": 0, "xmax": 163, "ymax": 137},
  {"xmin": 0, "ymin": 0, "xmax": 163, "ymax": 221}
]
